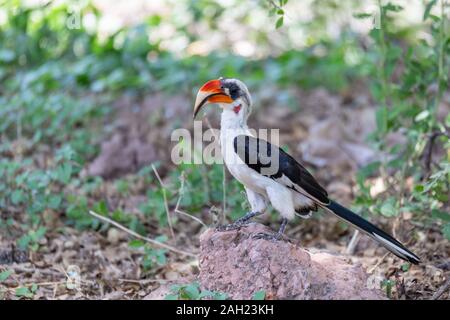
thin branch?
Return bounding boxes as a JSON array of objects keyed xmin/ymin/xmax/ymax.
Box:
[
  {"xmin": 151, "ymin": 164, "xmax": 175, "ymax": 241},
  {"xmin": 118, "ymin": 278, "xmax": 176, "ymax": 284},
  {"xmin": 175, "ymin": 209, "xmax": 207, "ymax": 228},
  {"xmin": 368, "ymin": 252, "xmax": 390, "ymax": 274},
  {"xmin": 88, "ymin": 210, "xmax": 196, "ymax": 258},
  {"xmin": 173, "ymin": 170, "xmax": 207, "ymax": 228}
]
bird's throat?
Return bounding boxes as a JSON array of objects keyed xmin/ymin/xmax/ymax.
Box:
[{"xmin": 220, "ymin": 107, "xmax": 247, "ymax": 131}]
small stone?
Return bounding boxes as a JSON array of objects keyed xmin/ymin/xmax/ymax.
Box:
[
  {"xmin": 64, "ymin": 241, "xmax": 74, "ymax": 249},
  {"xmin": 107, "ymin": 228, "xmax": 121, "ymax": 245},
  {"xmin": 164, "ymin": 271, "xmax": 179, "ymax": 281}
]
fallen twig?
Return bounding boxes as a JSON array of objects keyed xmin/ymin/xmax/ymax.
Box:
[
  {"xmin": 88, "ymin": 210, "xmax": 196, "ymax": 258},
  {"xmin": 118, "ymin": 278, "xmax": 176, "ymax": 284},
  {"xmin": 10, "ymin": 265, "xmax": 60, "ymax": 277},
  {"xmin": 175, "ymin": 209, "xmax": 207, "ymax": 228},
  {"xmin": 431, "ymin": 278, "xmax": 450, "ymax": 300}
]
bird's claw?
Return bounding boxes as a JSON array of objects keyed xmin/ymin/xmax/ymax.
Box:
[
  {"xmin": 252, "ymin": 232, "xmax": 283, "ymax": 241},
  {"xmin": 215, "ymin": 220, "xmax": 249, "ymax": 232}
]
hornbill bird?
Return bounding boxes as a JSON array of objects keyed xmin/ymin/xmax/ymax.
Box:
[{"xmin": 193, "ymin": 78, "xmax": 420, "ymax": 264}]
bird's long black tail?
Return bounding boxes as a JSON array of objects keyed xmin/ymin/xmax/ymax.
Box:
[{"xmin": 324, "ymin": 200, "xmax": 420, "ymax": 264}]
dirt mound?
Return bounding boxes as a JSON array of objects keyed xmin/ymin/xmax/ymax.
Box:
[{"xmin": 199, "ymin": 223, "xmax": 385, "ymax": 300}]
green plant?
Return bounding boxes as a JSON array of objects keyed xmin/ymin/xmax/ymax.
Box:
[
  {"xmin": 0, "ymin": 270, "xmax": 13, "ymax": 282},
  {"xmin": 252, "ymin": 290, "xmax": 266, "ymax": 300},
  {"xmin": 353, "ymin": 0, "xmax": 449, "ymax": 241},
  {"xmin": 267, "ymin": 0, "xmax": 289, "ymax": 29},
  {"xmin": 15, "ymin": 284, "xmax": 38, "ymax": 299},
  {"xmin": 165, "ymin": 281, "xmax": 228, "ymax": 300},
  {"xmin": 129, "ymin": 238, "xmax": 168, "ymax": 272},
  {"xmin": 381, "ymin": 279, "xmax": 395, "ymax": 298}
]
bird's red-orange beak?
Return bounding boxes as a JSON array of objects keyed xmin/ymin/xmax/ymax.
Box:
[{"xmin": 193, "ymin": 79, "xmax": 233, "ymax": 119}]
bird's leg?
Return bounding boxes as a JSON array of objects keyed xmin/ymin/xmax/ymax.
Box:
[
  {"xmin": 216, "ymin": 211, "xmax": 262, "ymax": 231},
  {"xmin": 252, "ymin": 218, "xmax": 288, "ymax": 241}
]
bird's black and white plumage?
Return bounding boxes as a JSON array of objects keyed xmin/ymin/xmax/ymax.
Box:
[{"xmin": 193, "ymin": 78, "xmax": 420, "ymax": 264}]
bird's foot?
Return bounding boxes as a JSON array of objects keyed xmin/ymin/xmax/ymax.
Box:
[
  {"xmin": 252, "ymin": 232, "xmax": 283, "ymax": 241},
  {"xmin": 252, "ymin": 218, "xmax": 288, "ymax": 241},
  {"xmin": 215, "ymin": 211, "xmax": 261, "ymax": 232},
  {"xmin": 215, "ymin": 219, "xmax": 249, "ymax": 232}
]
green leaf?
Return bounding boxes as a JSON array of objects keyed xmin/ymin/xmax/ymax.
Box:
[
  {"xmin": 214, "ymin": 292, "xmax": 228, "ymax": 300},
  {"xmin": 164, "ymin": 294, "xmax": 178, "ymax": 300},
  {"xmin": 56, "ymin": 145, "xmax": 75, "ymax": 162},
  {"xmin": 423, "ymin": 0, "xmax": 437, "ymax": 20},
  {"xmin": 380, "ymin": 198, "xmax": 397, "ymax": 217},
  {"xmin": 128, "ymin": 239, "xmax": 145, "ymax": 248},
  {"xmin": 93, "ymin": 200, "xmax": 108, "ymax": 215},
  {"xmin": 252, "ymin": 290, "xmax": 266, "ymax": 300},
  {"xmin": 431, "ymin": 210, "xmax": 450, "ymax": 222},
  {"xmin": 47, "ymin": 194, "xmax": 62, "ymax": 209},
  {"xmin": 56, "ymin": 163, "xmax": 72, "ymax": 184},
  {"xmin": 276, "ymin": 17, "xmax": 284, "ymax": 29},
  {"xmin": 414, "ymin": 110, "xmax": 430, "ymax": 122},
  {"xmin": 442, "ymin": 223, "xmax": 450, "ymax": 241},
  {"xmin": 381, "ymin": 279, "xmax": 394, "ymax": 298},
  {"xmin": 353, "ymin": 13, "xmax": 373, "ymax": 19},
  {"xmin": 384, "ymin": 3, "xmax": 403, "ymax": 12},
  {"xmin": 198, "ymin": 290, "xmax": 215, "ymax": 299},
  {"xmin": 17, "ymin": 235, "xmax": 31, "ymax": 250},
  {"xmin": 197, "ymin": 289, "xmax": 228, "ymax": 300},
  {"xmin": 401, "ymin": 263, "xmax": 410, "ymax": 272},
  {"xmin": 155, "ymin": 250, "xmax": 167, "ymax": 265},
  {"xmin": 358, "ymin": 161, "xmax": 381, "ymax": 179},
  {"xmin": 445, "ymin": 112, "xmax": 450, "ymax": 127},
  {"xmin": 184, "ymin": 283, "xmax": 200, "ymax": 299},
  {"xmin": 33, "ymin": 226, "xmax": 47, "ymax": 241},
  {"xmin": 0, "ymin": 270, "xmax": 12, "ymax": 282},
  {"xmin": 30, "ymin": 283, "xmax": 38, "ymax": 293},
  {"xmin": 11, "ymin": 189, "xmax": 25, "ymax": 205},
  {"xmin": 15, "ymin": 287, "xmax": 33, "ymax": 298}
]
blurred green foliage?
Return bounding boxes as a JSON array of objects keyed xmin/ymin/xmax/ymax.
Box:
[
  {"xmin": 353, "ymin": 0, "xmax": 450, "ymax": 240},
  {"xmin": 0, "ymin": 0, "xmax": 448, "ymax": 261}
]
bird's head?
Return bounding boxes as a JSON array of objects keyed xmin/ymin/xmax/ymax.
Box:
[{"xmin": 193, "ymin": 78, "xmax": 252, "ymax": 119}]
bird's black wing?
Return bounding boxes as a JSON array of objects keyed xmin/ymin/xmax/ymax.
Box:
[
  {"xmin": 233, "ymin": 135, "xmax": 329, "ymax": 204},
  {"xmin": 233, "ymin": 135, "xmax": 420, "ymax": 263}
]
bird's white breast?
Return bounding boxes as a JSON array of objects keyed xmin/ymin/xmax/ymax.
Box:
[
  {"xmin": 218, "ymin": 107, "xmax": 315, "ymax": 218},
  {"xmin": 220, "ymin": 126, "xmax": 273, "ymax": 196}
]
